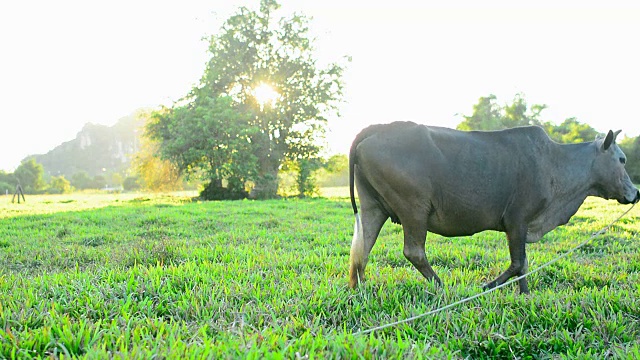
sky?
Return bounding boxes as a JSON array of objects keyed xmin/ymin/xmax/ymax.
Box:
[{"xmin": 1, "ymin": 0, "xmax": 640, "ymax": 171}]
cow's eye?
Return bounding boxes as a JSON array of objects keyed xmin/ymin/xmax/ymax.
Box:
[{"xmin": 620, "ymin": 157, "xmax": 626, "ymax": 165}]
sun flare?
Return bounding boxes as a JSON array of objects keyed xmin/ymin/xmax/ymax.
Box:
[{"xmin": 253, "ymin": 83, "xmax": 279, "ymax": 108}]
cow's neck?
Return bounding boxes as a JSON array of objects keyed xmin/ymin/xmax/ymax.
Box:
[
  {"xmin": 551, "ymin": 141, "xmax": 596, "ymax": 212},
  {"xmin": 527, "ymin": 142, "xmax": 596, "ymax": 242}
]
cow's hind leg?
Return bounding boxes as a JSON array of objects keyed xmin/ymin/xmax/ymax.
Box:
[
  {"xmin": 484, "ymin": 226, "xmax": 530, "ymax": 294},
  {"xmin": 402, "ymin": 220, "xmax": 442, "ymax": 286},
  {"xmin": 349, "ymin": 205, "xmax": 387, "ymax": 288}
]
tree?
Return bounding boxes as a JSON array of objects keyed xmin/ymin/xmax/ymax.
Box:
[
  {"xmin": 133, "ymin": 122, "xmax": 184, "ymax": 193},
  {"xmin": 503, "ymin": 93, "xmax": 546, "ymax": 128},
  {"xmin": 315, "ymin": 154, "xmax": 349, "ymax": 188},
  {"xmin": 91, "ymin": 175, "xmax": 107, "ymax": 190},
  {"xmin": 148, "ymin": 0, "xmax": 346, "ymax": 200},
  {"xmin": 283, "ymin": 157, "xmax": 322, "ymax": 198},
  {"xmin": 149, "ymin": 97, "xmax": 250, "ymax": 198},
  {"xmin": 110, "ymin": 173, "xmax": 123, "ymax": 187},
  {"xmin": 49, "ymin": 176, "xmax": 72, "ymax": 194},
  {"xmin": 123, "ymin": 176, "xmax": 141, "ymax": 191},
  {"xmin": 71, "ymin": 171, "xmax": 92, "ymax": 190},
  {"xmin": 0, "ymin": 170, "xmax": 15, "ymax": 184},
  {"xmin": 0, "ymin": 171, "xmax": 16, "ymax": 194},
  {"xmin": 456, "ymin": 95, "xmax": 502, "ymax": 131},
  {"xmin": 544, "ymin": 118, "xmax": 599, "ymax": 144},
  {"xmin": 457, "ymin": 93, "xmax": 545, "ymax": 131},
  {"xmin": 14, "ymin": 158, "xmax": 45, "ymax": 193},
  {"xmin": 134, "ymin": 142, "xmax": 183, "ymax": 192}
]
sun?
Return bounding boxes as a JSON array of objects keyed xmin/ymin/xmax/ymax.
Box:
[{"xmin": 253, "ymin": 83, "xmax": 279, "ymax": 108}]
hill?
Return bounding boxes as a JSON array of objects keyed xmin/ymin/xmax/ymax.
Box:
[{"xmin": 26, "ymin": 112, "xmax": 145, "ymax": 178}]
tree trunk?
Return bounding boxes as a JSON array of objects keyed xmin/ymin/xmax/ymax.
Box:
[
  {"xmin": 249, "ymin": 127, "xmax": 283, "ymax": 199},
  {"xmin": 200, "ymin": 178, "xmax": 248, "ymax": 201},
  {"xmin": 250, "ymin": 171, "xmax": 279, "ymax": 199},
  {"xmin": 250, "ymin": 164, "xmax": 279, "ymax": 200}
]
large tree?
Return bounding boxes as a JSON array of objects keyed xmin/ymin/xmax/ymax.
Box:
[
  {"xmin": 149, "ymin": 97, "xmax": 253, "ymax": 198},
  {"xmin": 148, "ymin": 0, "xmax": 346, "ymax": 199}
]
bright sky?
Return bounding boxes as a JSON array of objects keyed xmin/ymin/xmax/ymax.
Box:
[{"xmin": 1, "ymin": 0, "xmax": 639, "ymax": 171}]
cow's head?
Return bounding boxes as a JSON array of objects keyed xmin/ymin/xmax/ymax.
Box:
[{"xmin": 593, "ymin": 130, "xmax": 639, "ymax": 204}]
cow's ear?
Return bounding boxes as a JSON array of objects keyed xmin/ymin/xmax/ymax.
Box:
[{"xmin": 602, "ymin": 130, "xmax": 614, "ymax": 151}]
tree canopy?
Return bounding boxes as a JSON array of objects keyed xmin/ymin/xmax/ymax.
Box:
[
  {"xmin": 147, "ymin": 0, "xmax": 347, "ymax": 199},
  {"xmin": 543, "ymin": 117, "xmax": 599, "ymax": 144},
  {"xmin": 133, "ymin": 110, "xmax": 184, "ymax": 193},
  {"xmin": 49, "ymin": 176, "xmax": 72, "ymax": 194},
  {"xmin": 457, "ymin": 93, "xmax": 599, "ymax": 144},
  {"xmin": 457, "ymin": 94, "xmax": 546, "ymax": 131},
  {"xmin": 14, "ymin": 158, "xmax": 45, "ymax": 194}
]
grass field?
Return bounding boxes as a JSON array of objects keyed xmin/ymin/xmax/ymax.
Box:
[{"xmin": 1, "ymin": 191, "xmax": 639, "ymax": 358}]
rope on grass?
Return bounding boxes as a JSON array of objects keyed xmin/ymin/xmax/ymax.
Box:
[{"xmin": 354, "ymin": 202, "xmax": 637, "ymax": 336}]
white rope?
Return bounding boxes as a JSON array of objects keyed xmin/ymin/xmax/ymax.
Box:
[{"xmin": 354, "ymin": 202, "xmax": 637, "ymax": 336}]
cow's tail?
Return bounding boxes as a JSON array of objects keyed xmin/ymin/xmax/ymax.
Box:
[
  {"xmin": 349, "ymin": 129, "xmax": 359, "ymax": 217},
  {"xmin": 348, "ymin": 129, "xmax": 366, "ymax": 288},
  {"xmin": 349, "ymin": 212, "xmax": 364, "ymax": 288}
]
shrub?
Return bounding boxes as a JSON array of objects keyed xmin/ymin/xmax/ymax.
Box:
[
  {"xmin": 0, "ymin": 181, "xmax": 12, "ymax": 195},
  {"xmin": 123, "ymin": 176, "xmax": 141, "ymax": 191},
  {"xmin": 48, "ymin": 176, "xmax": 72, "ymax": 194},
  {"xmin": 199, "ymin": 180, "xmax": 248, "ymax": 200}
]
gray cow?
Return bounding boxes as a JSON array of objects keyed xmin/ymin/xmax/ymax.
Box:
[{"xmin": 348, "ymin": 122, "xmax": 639, "ymax": 294}]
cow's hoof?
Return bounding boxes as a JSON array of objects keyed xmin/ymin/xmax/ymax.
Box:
[{"xmin": 482, "ymin": 282, "xmax": 496, "ymax": 291}]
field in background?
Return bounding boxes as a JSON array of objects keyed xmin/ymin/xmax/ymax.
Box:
[
  {"xmin": 318, "ymin": 186, "xmax": 349, "ymax": 198},
  {"xmin": 1, "ymin": 192, "xmax": 639, "ymax": 358}
]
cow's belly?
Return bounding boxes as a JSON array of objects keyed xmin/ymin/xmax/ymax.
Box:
[{"xmin": 426, "ymin": 207, "xmax": 504, "ymax": 237}]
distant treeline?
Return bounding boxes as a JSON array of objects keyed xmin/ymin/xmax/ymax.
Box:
[{"xmin": 0, "ymin": 159, "xmax": 137, "ymax": 195}]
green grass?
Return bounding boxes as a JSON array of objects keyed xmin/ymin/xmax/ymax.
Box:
[{"xmin": 0, "ymin": 193, "xmax": 639, "ymax": 358}]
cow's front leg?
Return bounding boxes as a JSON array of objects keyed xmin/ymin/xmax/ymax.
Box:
[
  {"xmin": 517, "ymin": 254, "xmax": 529, "ymax": 294},
  {"xmin": 483, "ymin": 225, "xmax": 529, "ymax": 294}
]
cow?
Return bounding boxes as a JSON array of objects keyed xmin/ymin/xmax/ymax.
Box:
[{"xmin": 348, "ymin": 122, "xmax": 639, "ymax": 294}]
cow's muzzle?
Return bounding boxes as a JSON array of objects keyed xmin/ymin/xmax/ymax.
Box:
[{"xmin": 618, "ymin": 189, "xmax": 640, "ymax": 205}]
